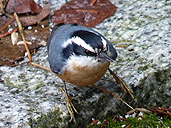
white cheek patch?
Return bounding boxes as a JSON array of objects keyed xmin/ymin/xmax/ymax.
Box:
[{"xmin": 63, "ymin": 36, "xmax": 95, "ymax": 53}]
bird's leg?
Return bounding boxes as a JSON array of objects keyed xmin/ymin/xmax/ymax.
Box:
[
  {"xmin": 108, "ymin": 68, "xmax": 134, "ymax": 99},
  {"xmin": 61, "ymin": 80, "xmax": 78, "ymax": 123}
]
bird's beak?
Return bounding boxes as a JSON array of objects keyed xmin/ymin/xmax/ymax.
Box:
[{"xmin": 98, "ymin": 52, "xmax": 114, "ymax": 62}]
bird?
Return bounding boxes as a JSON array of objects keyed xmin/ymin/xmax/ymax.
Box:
[
  {"xmin": 47, "ymin": 23, "xmax": 118, "ymax": 122},
  {"xmin": 47, "ymin": 23, "xmax": 117, "ymax": 86}
]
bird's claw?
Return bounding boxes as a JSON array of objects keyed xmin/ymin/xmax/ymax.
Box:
[{"xmin": 61, "ymin": 87, "xmax": 78, "ymax": 123}]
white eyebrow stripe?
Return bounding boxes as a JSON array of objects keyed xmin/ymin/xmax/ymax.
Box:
[
  {"xmin": 89, "ymin": 30, "xmax": 107, "ymax": 50},
  {"xmin": 101, "ymin": 37, "xmax": 107, "ymax": 51},
  {"xmin": 63, "ymin": 36, "xmax": 95, "ymax": 53}
]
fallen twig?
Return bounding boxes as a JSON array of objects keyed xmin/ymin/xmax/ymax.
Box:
[
  {"xmin": 14, "ymin": 12, "xmax": 32, "ymax": 62},
  {"xmin": 0, "ymin": 28, "xmax": 18, "ymax": 38},
  {"xmin": 108, "ymin": 68, "xmax": 134, "ymax": 99},
  {"xmin": 127, "ymin": 108, "xmax": 151, "ymax": 115},
  {"xmin": 116, "ymin": 45, "xmax": 128, "ymax": 48},
  {"xmin": 14, "ymin": 13, "xmax": 52, "ymax": 72},
  {"xmin": 90, "ymin": 0, "xmax": 97, "ymax": 6},
  {"xmin": 94, "ymin": 85, "xmax": 134, "ymax": 110},
  {"xmin": 0, "ymin": 16, "xmax": 15, "ymax": 33}
]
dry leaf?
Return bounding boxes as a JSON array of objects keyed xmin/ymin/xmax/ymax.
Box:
[
  {"xmin": 149, "ymin": 107, "xmax": 171, "ymax": 117},
  {"xmin": 19, "ymin": 4, "xmax": 50, "ymax": 26},
  {"xmin": 51, "ymin": 0, "xmax": 117, "ymax": 27},
  {"xmin": 5, "ymin": 0, "xmax": 42, "ymax": 14},
  {"xmin": 0, "ymin": 23, "xmax": 50, "ymax": 66}
]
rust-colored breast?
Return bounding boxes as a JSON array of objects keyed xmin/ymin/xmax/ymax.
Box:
[{"xmin": 56, "ymin": 62, "xmax": 110, "ymax": 87}]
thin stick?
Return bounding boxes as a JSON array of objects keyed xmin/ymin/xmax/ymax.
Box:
[
  {"xmin": 30, "ymin": 62, "xmax": 52, "ymax": 72},
  {"xmin": 0, "ymin": 28, "xmax": 18, "ymax": 38},
  {"xmin": 0, "ymin": 16, "xmax": 16, "ymax": 33},
  {"xmin": 116, "ymin": 45, "xmax": 128, "ymax": 48},
  {"xmin": 14, "ymin": 13, "xmax": 52, "ymax": 72},
  {"xmin": 94, "ymin": 85, "xmax": 134, "ymax": 110},
  {"xmin": 90, "ymin": 0, "xmax": 97, "ymax": 6},
  {"xmin": 108, "ymin": 68, "xmax": 134, "ymax": 99},
  {"xmin": 14, "ymin": 12, "xmax": 32, "ymax": 62},
  {"xmin": 127, "ymin": 108, "xmax": 151, "ymax": 115},
  {"xmin": 0, "ymin": 1, "xmax": 3, "ymax": 12},
  {"xmin": 33, "ymin": 49, "xmax": 36, "ymax": 55}
]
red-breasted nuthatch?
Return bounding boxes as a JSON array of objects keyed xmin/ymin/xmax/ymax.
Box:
[{"xmin": 47, "ymin": 23, "xmax": 117, "ymax": 87}]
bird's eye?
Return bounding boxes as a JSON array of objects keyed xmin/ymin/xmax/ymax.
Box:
[
  {"xmin": 85, "ymin": 49, "xmax": 97, "ymax": 56},
  {"xmin": 85, "ymin": 49, "xmax": 89, "ymax": 53}
]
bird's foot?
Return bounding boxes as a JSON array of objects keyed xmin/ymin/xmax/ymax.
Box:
[
  {"xmin": 61, "ymin": 80, "xmax": 78, "ymax": 123},
  {"xmin": 65, "ymin": 94, "xmax": 78, "ymax": 123}
]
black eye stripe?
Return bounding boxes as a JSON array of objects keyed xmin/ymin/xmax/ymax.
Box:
[
  {"xmin": 84, "ymin": 49, "xmax": 97, "ymax": 56},
  {"xmin": 62, "ymin": 43, "xmax": 98, "ymax": 59},
  {"xmin": 71, "ymin": 30, "xmax": 104, "ymax": 51}
]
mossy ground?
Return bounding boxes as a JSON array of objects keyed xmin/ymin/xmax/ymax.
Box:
[
  {"xmin": 87, "ymin": 113, "xmax": 171, "ymax": 128},
  {"xmin": 28, "ymin": 108, "xmax": 64, "ymax": 128},
  {"xmin": 28, "ymin": 110, "xmax": 171, "ymax": 128}
]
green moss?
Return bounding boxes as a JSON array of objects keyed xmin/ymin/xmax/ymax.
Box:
[
  {"xmin": 35, "ymin": 83, "xmax": 46, "ymax": 90},
  {"xmin": 19, "ymin": 73, "xmax": 26, "ymax": 79},
  {"xmin": 129, "ymin": 17, "xmax": 137, "ymax": 22},
  {"xmin": 5, "ymin": 77, "xmax": 23, "ymax": 91},
  {"xmin": 87, "ymin": 113, "xmax": 171, "ymax": 128},
  {"xmin": 154, "ymin": 70, "xmax": 169, "ymax": 83},
  {"xmin": 28, "ymin": 108, "xmax": 63, "ymax": 128},
  {"xmin": 137, "ymin": 65, "xmax": 149, "ymax": 71}
]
